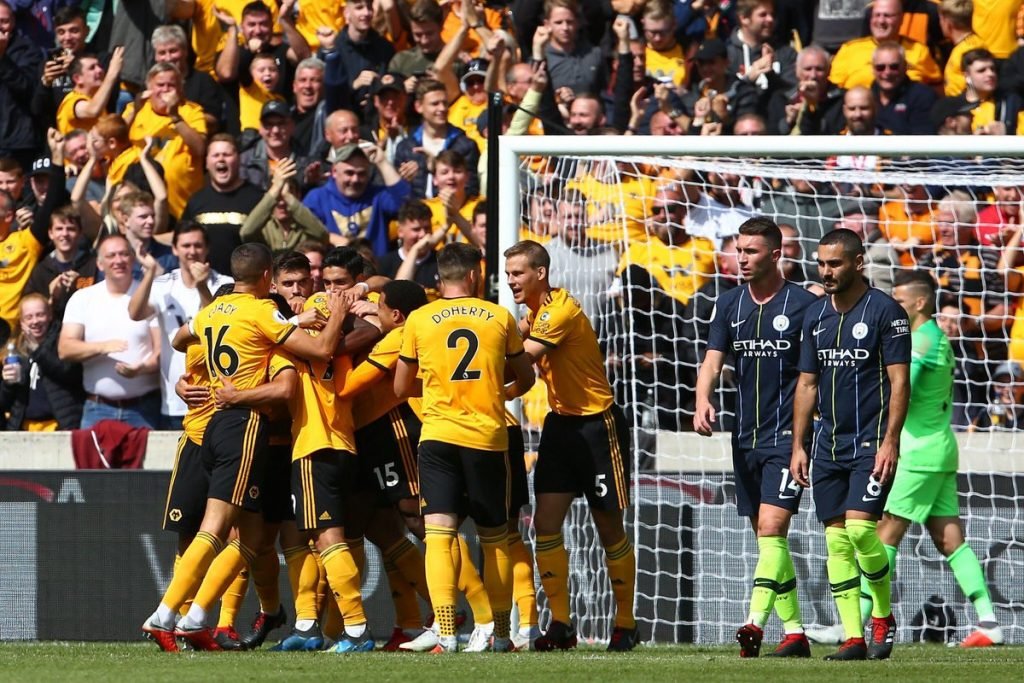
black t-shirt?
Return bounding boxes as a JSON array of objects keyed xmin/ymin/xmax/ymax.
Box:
[
  {"xmin": 185, "ymin": 69, "xmax": 226, "ymax": 126},
  {"xmin": 182, "ymin": 182, "xmax": 264, "ymax": 274},
  {"xmin": 377, "ymin": 249, "xmax": 439, "ymax": 295}
]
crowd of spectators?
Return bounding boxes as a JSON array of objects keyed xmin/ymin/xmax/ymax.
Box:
[{"xmin": 0, "ymin": 0, "xmax": 1023, "ymax": 436}]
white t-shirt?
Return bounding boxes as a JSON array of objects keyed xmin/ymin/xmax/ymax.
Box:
[
  {"xmin": 685, "ymin": 194, "xmax": 755, "ymax": 249},
  {"xmin": 63, "ymin": 280, "xmax": 160, "ymax": 400},
  {"xmin": 148, "ymin": 269, "xmax": 233, "ymax": 416}
]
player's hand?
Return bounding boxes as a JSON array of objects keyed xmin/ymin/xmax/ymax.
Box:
[
  {"xmin": 790, "ymin": 447, "xmax": 810, "ymax": 487},
  {"xmin": 349, "ymin": 299, "xmax": 378, "ymax": 318},
  {"xmin": 327, "ymin": 290, "xmax": 352, "ymax": 318},
  {"xmin": 102, "ymin": 339, "xmax": 129, "ymax": 354},
  {"xmin": 872, "ymin": 443, "xmax": 899, "ymax": 486},
  {"xmin": 692, "ymin": 400, "xmax": 716, "ymax": 436},
  {"xmin": 175, "ymin": 376, "xmax": 210, "ymax": 406},
  {"xmin": 215, "ymin": 378, "xmax": 240, "ymax": 407},
  {"xmin": 295, "ymin": 307, "xmax": 325, "ymax": 330}
]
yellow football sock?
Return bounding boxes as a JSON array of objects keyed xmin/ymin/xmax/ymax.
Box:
[
  {"xmin": 425, "ymin": 524, "xmax": 459, "ymax": 637},
  {"xmin": 321, "ymin": 542, "xmax": 366, "ymax": 627},
  {"xmin": 284, "ymin": 545, "xmax": 320, "ymax": 622},
  {"xmin": 313, "ymin": 548, "xmax": 328, "ymax": 614},
  {"xmin": 347, "ymin": 536, "xmax": 366, "ymax": 574},
  {"xmin": 172, "ymin": 554, "xmax": 193, "ymax": 616},
  {"xmin": 478, "ymin": 527, "xmax": 513, "ymax": 639},
  {"xmin": 456, "ymin": 535, "xmax": 492, "ymax": 624},
  {"xmin": 162, "ymin": 531, "xmax": 224, "ymax": 613},
  {"xmin": 386, "ymin": 537, "xmax": 430, "ymax": 602},
  {"xmin": 251, "ymin": 546, "xmax": 281, "ymax": 614},
  {"xmin": 534, "ymin": 533, "xmax": 570, "ymax": 624},
  {"xmin": 508, "ymin": 530, "xmax": 538, "ymax": 628},
  {"xmin": 604, "ymin": 536, "xmax": 636, "ymax": 629},
  {"xmin": 217, "ymin": 567, "xmax": 249, "ymax": 629},
  {"xmin": 385, "ymin": 559, "xmax": 424, "ymax": 630},
  {"xmin": 194, "ymin": 540, "xmax": 255, "ymax": 614}
]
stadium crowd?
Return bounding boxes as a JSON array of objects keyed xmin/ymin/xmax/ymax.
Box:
[{"xmin": 0, "ymin": 0, "xmax": 1022, "ymax": 436}]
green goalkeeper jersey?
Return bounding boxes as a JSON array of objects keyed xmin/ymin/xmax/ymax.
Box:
[{"xmin": 901, "ymin": 319, "xmax": 958, "ymax": 472}]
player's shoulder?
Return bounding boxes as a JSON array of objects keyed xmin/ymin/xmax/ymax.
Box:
[
  {"xmin": 865, "ymin": 287, "xmax": 909, "ymax": 318},
  {"xmin": 785, "ymin": 281, "xmax": 822, "ymax": 305},
  {"xmin": 372, "ymin": 325, "xmax": 405, "ymax": 354},
  {"xmin": 303, "ymin": 291, "xmax": 331, "ymax": 317},
  {"xmin": 540, "ymin": 287, "xmax": 582, "ymax": 314}
]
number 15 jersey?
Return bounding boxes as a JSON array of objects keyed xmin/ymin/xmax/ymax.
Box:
[{"xmin": 400, "ymin": 295, "xmax": 525, "ymax": 452}]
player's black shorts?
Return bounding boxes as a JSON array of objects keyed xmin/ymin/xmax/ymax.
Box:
[
  {"xmin": 201, "ymin": 408, "xmax": 268, "ymax": 513},
  {"xmin": 534, "ymin": 406, "xmax": 630, "ymax": 511},
  {"xmin": 732, "ymin": 444, "xmax": 803, "ymax": 517},
  {"xmin": 418, "ymin": 440, "xmax": 509, "ymax": 528},
  {"xmin": 292, "ymin": 449, "xmax": 355, "ymax": 531},
  {"xmin": 262, "ymin": 443, "xmax": 294, "ymax": 523},
  {"xmin": 507, "ymin": 425, "xmax": 529, "ymax": 515},
  {"xmin": 354, "ymin": 404, "xmax": 421, "ymax": 505},
  {"xmin": 163, "ymin": 434, "xmax": 208, "ymax": 536},
  {"xmin": 811, "ymin": 455, "xmax": 890, "ymax": 522}
]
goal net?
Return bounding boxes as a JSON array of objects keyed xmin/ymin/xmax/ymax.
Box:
[{"xmin": 497, "ymin": 135, "xmax": 1024, "ymax": 645}]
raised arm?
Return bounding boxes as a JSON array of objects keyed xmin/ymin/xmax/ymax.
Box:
[
  {"xmin": 214, "ymin": 9, "xmax": 242, "ymax": 83},
  {"xmin": 75, "ymin": 47, "xmax": 124, "ymax": 120}
]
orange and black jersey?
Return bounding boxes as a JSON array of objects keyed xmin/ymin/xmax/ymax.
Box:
[
  {"xmin": 181, "ymin": 344, "xmax": 215, "ymax": 446},
  {"xmin": 527, "ymin": 288, "xmax": 613, "ymax": 417},
  {"xmin": 189, "ymin": 292, "xmax": 296, "ymax": 397},
  {"xmin": 400, "ymin": 296, "xmax": 524, "ymax": 452}
]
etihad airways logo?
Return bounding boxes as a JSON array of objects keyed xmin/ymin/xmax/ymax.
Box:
[
  {"xmin": 818, "ymin": 348, "xmax": 870, "ymax": 367},
  {"xmin": 734, "ymin": 339, "xmax": 791, "ymax": 357}
]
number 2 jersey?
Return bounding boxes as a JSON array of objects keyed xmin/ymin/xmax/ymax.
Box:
[
  {"xmin": 798, "ymin": 288, "xmax": 911, "ymax": 461},
  {"xmin": 706, "ymin": 281, "xmax": 820, "ymax": 450},
  {"xmin": 400, "ymin": 296, "xmax": 524, "ymax": 452}
]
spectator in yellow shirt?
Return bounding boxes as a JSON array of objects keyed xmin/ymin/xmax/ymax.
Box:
[
  {"xmin": 642, "ymin": 4, "xmax": 687, "ymax": 87},
  {"xmin": 830, "ymin": 0, "xmax": 941, "ymax": 89},
  {"xmin": 940, "ymin": 0, "xmax": 986, "ymax": 96},
  {"xmin": 447, "ymin": 59, "xmax": 489, "ymax": 150},
  {"xmin": 56, "ymin": 47, "xmax": 125, "ymax": 135}
]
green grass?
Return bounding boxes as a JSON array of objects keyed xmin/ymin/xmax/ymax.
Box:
[{"xmin": 1, "ymin": 643, "xmax": 1023, "ymax": 682}]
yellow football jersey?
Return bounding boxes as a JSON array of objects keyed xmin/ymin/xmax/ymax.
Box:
[
  {"xmin": 289, "ymin": 293, "xmax": 356, "ymax": 459},
  {"xmin": 527, "ymin": 288, "xmax": 613, "ymax": 416},
  {"xmin": 617, "ymin": 235, "xmax": 716, "ymax": 306},
  {"xmin": 190, "ymin": 292, "xmax": 296, "ymax": 397},
  {"xmin": 645, "ymin": 44, "xmax": 687, "ymax": 87},
  {"xmin": 266, "ymin": 350, "xmax": 297, "ymax": 446},
  {"xmin": 0, "ymin": 229, "xmax": 44, "ymax": 328},
  {"xmin": 181, "ymin": 343, "xmax": 216, "ymax": 446},
  {"xmin": 400, "ymin": 296, "xmax": 524, "ymax": 451},
  {"xmin": 56, "ymin": 91, "xmax": 93, "ymax": 135},
  {"xmin": 566, "ymin": 173, "xmax": 655, "ymax": 244}
]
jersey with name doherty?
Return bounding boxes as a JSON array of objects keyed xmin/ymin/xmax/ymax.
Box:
[
  {"xmin": 798, "ymin": 288, "xmax": 911, "ymax": 461},
  {"xmin": 399, "ymin": 295, "xmax": 525, "ymax": 452},
  {"xmin": 706, "ymin": 281, "xmax": 820, "ymax": 450},
  {"xmin": 526, "ymin": 288, "xmax": 613, "ymax": 416}
]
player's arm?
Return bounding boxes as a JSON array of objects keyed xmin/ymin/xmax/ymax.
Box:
[
  {"xmin": 693, "ymin": 349, "xmax": 725, "ymax": 436},
  {"xmin": 337, "ymin": 359, "xmax": 388, "ymax": 400},
  {"xmin": 394, "ymin": 358, "xmax": 422, "ymax": 399},
  {"xmin": 790, "ymin": 371, "xmax": 818, "ymax": 487},
  {"xmin": 504, "ymin": 351, "xmax": 536, "ymax": 400},
  {"xmin": 215, "ymin": 367, "xmax": 298, "ymax": 409},
  {"xmin": 875, "ymin": 362, "xmax": 909, "ymax": 485},
  {"xmin": 281, "ymin": 293, "xmax": 350, "ymax": 363},
  {"xmin": 521, "ymin": 337, "xmax": 550, "ymax": 363},
  {"xmin": 335, "ymin": 315, "xmax": 382, "ymax": 357},
  {"xmin": 172, "ymin": 322, "xmax": 198, "ymax": 352}
]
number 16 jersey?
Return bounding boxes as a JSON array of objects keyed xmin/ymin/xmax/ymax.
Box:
[{"xmin": 400, "ymin": 295, "xmax": 524, "ymax": 452}]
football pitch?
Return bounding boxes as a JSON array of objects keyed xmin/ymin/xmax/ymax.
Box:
[{"xmin": 2, "ymin": 643, "xmax": 1023, "ymax": 682}]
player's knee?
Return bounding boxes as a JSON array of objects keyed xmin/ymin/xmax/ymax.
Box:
[{"xmin": 844, "ymin": 519, "xmax": 879, "ymax": 551}]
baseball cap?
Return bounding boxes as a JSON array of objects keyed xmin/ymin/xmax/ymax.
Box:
[
  {"xmin": 30, "ymin": 157, "xmax": 51, "ymax": 177},
  {"xmin": 371, "ymin": 72, "xmax": 404, "ymax": 96},
  {"xmin": 327, "ymin": 143, "xmax": 368, "ymax": 165},
  {"xmin": 460, "ymin": 58, "xmax": 489, "ymax": 88},
  {"xmin": 260, "ymin": 100, "xmax": 291, "ymax": 122},
  {"xmin": 930, "ymin": 97, "xmax": 977, "ymax": 129},
  {"xmin": 694, "ymin": 38, "xmax": 726, "ymax": 62},
  {"xmin": 993, "ymin": 362, "xmax": 1024, "ymax": 380}
]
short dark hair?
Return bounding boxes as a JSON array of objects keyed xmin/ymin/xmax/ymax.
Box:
[
  {"xmin": 97, "ymin": 231, "xmax": 131, "ymax": 254},
  {"xmin": 738, "ymin": 216, "xmax": 783, "ymax": 250},
  {"xmin": 435, "ymin": 149, "xmax": 467, "ymax": 172},
  {"xmin": 382, "ymin": 279, "xmax": 428, "ymax": 318},
  {"xmin": 504, "ymin": 239, "xmax": 550, "ymax": 270},
  {"xmin": 70, "ymin": 53, "xmax": 99, "ymax": 80},
  {"xmin": 231, "ymin": 242, "xmax": 274, "ymax": 283},
  {"xmin": 437, "ymin": 242, "xmax": 482, "ymax": 282},
  {"xmin": 962, "ymin": 47, "xmax": 995, "ymax": 72},
  {"xmin": 54, "ymin": 6, "xmax": 86, "ymax": 27},
  {"xmin": 414, "ymin": 78, "xmax": 447, "ymax": 102},
  {"xmin": 50, "ymin": 205, "xmax": 81, "ymax": 230},
  {"xmin": 409, "ymin": 0, "xmax": 443, "ymax": 24},
  {"xmin": 893, "ymin": 270, "xmax": 936, "ymax": 313},
  {"xmin": 323, "ymin": 245, "xmax": 365, "ymax": 277},
  {"xmin": 273, "ymin": 250, "xmax": 311, "ymax": 277},
  {"xmin": 297, "ymin": 239, "xmax": 328, "ymax": 257},
  {"xmin": 398, "ymin": 199, "xmax": 433, "ymax": 224},
  {"xmin": 819, "ymin": 228, "xmax": 865, "ymax": 257},
  {"xmin": 242, "ymin": 1, "xmax": 272, "ymax": 18},
  {"xmin": 172, "ymin": 220, "xmax": 207, "ymax": 246}
]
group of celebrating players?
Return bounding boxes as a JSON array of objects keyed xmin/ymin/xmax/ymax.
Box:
[
  {"xmin": 136, "ymin": 211, "xmax": 1000, "ymax": 660},
  {"xmin": 139, "ymin": 236, "xmax": 637, "ymax": 654},
  {"xmin": 695, "ymin": 218, "xmax": 1003, "ymax": 660}
]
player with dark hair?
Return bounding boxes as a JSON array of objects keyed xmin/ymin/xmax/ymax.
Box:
[
  {"xmin": 858, "ymin": 271, "xmax": 1002, "ymax": 647},
  {"xmin": 791, "ymin": 229, "xmax": 911, "ymax": 661},
  {"xmin": 504, "ymin": 239, "xmax": 636, "ymax": 651},
  {"xmin": 395, "ymin": 242, "xmax": 535, "ymax": 652},
  {"xmin": 694, "ymin": 216, "xmax": 819, "ymax": 658}
]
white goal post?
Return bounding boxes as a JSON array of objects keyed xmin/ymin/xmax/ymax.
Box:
[{"xmin": 497, "ymin": 134, "xmax": 1024, "ymax": 645}]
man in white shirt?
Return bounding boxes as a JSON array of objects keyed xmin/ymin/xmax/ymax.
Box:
[
  {"xmin": 59, "ymin": 233, "xmax": 161, "ymax": 429},
  {"xmin": 127, "ymin": 222, "xmax": 232, "ymax": 430}
]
